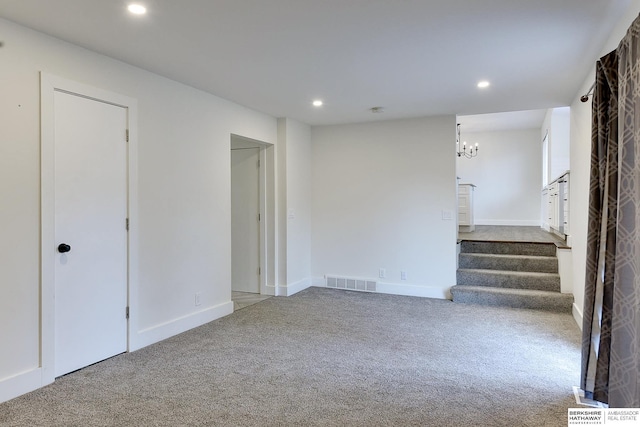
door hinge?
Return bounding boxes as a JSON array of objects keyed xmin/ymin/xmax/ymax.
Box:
[
  {"xmin": 126, "ymin": 218, "xmax": 129, "ymax": 231},
  {"xmin": 258, "ymin": 213, "xmax": 261, "ymax": 221},
  {"xmin": 258, "ymin": 267, "xmax": 261, "ymax": 276},
  {"xmin": 126, "ymin": 129, "xmax": 129, "ymax": 142},
  {"xmin": 126, "ymin": 306, "xmax": 130, "ymax": 319}
]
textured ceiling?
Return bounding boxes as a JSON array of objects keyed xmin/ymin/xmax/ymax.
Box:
[{"xmin": 0, "ymin": 0, "xmax": 631, "ymax": 126}]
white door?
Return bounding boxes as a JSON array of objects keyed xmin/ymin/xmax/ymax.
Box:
[
  {"xmin": 54, "ymin": 91, "xmax": 128, "ymax": 377},
  {"xmin": 231, "ymin": 148, "xmax": 261, "ymax": 293}
]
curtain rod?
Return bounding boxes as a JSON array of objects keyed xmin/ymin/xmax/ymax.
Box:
[{"xmin": 580, "ymin": 82, "xmax": 595, "ymax": 102}]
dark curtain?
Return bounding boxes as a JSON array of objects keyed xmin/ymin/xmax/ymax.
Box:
[{"xmin": 581, "ymin": 14, "xmax": 640, "ymax": 407}]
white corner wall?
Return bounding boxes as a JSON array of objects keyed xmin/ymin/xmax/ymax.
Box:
[
  {"xmin": 541, "ymin": 107, "xmax": 571, "ymax": 184},
  {"xmin": 276, "ymin": 118, "xmax": 313, "ymax": 296},
  {"xmin": 0, "ymin": 18, "xmax": 277, "ymax": 403},
  {"xmin": 569, "ymin": 89, "xmax": 592, "ymax": 329},
  {"xmin": 311, "ymin": 116, "xmax": 458, "ymax": 298},
  {"xmin": 550, "ymin": 107, "xmax": 571, "ymax": 180},
  {"xmin": 569, "ymin": 0, "xmax": 640, "ymax": 329},
  {"xmin": 456, "ymin": 129, "xmax": 541, "ymax": 226}
]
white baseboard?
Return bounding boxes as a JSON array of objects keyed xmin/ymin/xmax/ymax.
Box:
[
  {"xmin": 0, "ymin": 367, "xmax": 46, "ymax": 404},
  {"xmin": 131, "ymin": 301, "xmax": 233, "ymax": 351},
  {"xmin": 572, "ymin": 303, "xmax": 583, "ymax": 330},
  {"xmin": 275, "ymin": 277, "xmax": 313, "ymax": 296},
  {"xmin": 476, "ymin": 219, "xmax": 541, "ymax": 226},
  {"xmin": 376, "ymin": 282, "xmax": 449, "ymax": 299}
]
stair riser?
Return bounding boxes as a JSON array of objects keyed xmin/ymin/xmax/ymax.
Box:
[
  {"xmin": 460, "ymin": 241, "xmax": 556, "ymax": 257},
  {"xmin": 450, "ymin": 288, "xmax": 572, "ymax": 313},
  {"xmin": 458, "ymin": 254, "xmax": 558, "ymax": 273},
  {"xmin": 457, "ymin": 270, "xmax": 560, "ymax": 292},
  {"xmin": 455, "ymin": 240, "xmax": 571, "ymax": 312}
]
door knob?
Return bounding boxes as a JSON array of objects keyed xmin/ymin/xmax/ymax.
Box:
[{"xmin": 58, "ymin": 243, "xmax": 71, "ymax": 253}]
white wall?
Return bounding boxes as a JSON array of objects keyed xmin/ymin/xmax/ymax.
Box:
[
  {"xmin": 456, "ymin": 129, "xmax": 541, "ymax": 226},
  {"xmin": 569, "ymin": 89, "xmax": 592, "ymax": 328},
  {"xmin": 311, "ymin": 116, "xmax": 458, "ymax": 298},
  {"xmin": 285, "ymin": 120, "xmax": 313, "ymax": 292},
  {"xmin": 0, "ymin": 18, "xmax": 278, "ymax": 402},
  {"xmin": 276, "ymin": 118, "xmax": 313, "ymax": 295},
  {"xmin": 569, "ymin": 0, "xmax": 640, "ymax": 328},
  {"xmin": 542, "ymin": 107, "xmax": 571, "ymax": 183}
]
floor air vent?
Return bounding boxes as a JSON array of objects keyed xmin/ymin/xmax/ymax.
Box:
[{"xmin": 326, "ymin": 276, "xmax": 377, "ymax": 292}]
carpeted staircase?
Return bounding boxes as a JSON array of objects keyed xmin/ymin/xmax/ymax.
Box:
[{"xmin": 451, "ymin": 240, "xmax": 573, "ymax": 313}]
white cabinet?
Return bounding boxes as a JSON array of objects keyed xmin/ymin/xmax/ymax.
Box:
[
  {"xmin": 458, "ymin": 184, "xmax": 475, "ymax": 232},
  {"xmin": 548, "ymin": 181, "xmax": 559, "ymax": 230},
  {"xmin": 541, "ymin": 186, "xmax": 549, "ymax": 231},
  {"xmin": 546, "ymin": 172, "xmax": 569, "ymax": 237},
  {"xmin": 560, "ymin": 174, "xmax": 570, "ymax": 235}
]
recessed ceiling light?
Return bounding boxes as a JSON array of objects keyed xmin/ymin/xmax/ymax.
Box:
[
  {"xmin": 312, "ymin": 100, "xmax": 323, "ymax": 107},
  {"xmin": 128, "ymin": 4, "xmax": 147, "ymax": 15},
  {"xmin": 477, "ymin": 81, "xmax": 490, "ymax": 88}
]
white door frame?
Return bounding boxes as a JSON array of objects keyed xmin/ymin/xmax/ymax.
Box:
[
  {"xmin": 40, "ymin": 73, "xmax": 139, "ymax": 385},
  {"xmin": 258, "ymin": 146, "xmax": 269, "ymax": 295}
]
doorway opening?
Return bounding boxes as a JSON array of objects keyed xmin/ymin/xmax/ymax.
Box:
[{"xmin": 230, "ymin": 134, "xmax": 274, "ymax": 308}]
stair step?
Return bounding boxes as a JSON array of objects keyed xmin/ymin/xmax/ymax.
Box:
[
  {"xmin": 450, "ymin": 285, "xmax": 573, "ymax": 313},
  {"xmin": 458, "ymin": 253, "xmax": 558, "ymax": 273},
  {"xmin": 460, "ymin": 240, "xmax": 556, "ymax": 257},
  {"xmin": 456, "ymin": 269, "xmax": 560, "ymax": 292}
]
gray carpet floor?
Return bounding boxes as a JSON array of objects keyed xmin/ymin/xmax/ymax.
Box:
[
  {"xmin": 0, "ymin": 287, "xmax": 582, "ymax": 426},
  {"xmin": 458, "ymin": 225, "xmax": 566, "ymax": 245}
]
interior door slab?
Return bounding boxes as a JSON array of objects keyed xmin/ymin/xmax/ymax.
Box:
[{"xmin": 54, "ymin": 91, "xmax": 128, "ymax": 376}]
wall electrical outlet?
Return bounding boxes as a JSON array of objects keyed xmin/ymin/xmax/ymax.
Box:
[
  {"xmin": 379, "ymin": 268, "xmax": 386, "ymax": 279},
  {"xmin": 195, "ymin": 293, "xmax": 201, "ymax": 306},
  {"xmin": 401, "ymin": 270, "xmax": 407, "ymax": 281},
  {"xmin": 442, "ymin": 210, "xmax": 453, "ymax": 220}
]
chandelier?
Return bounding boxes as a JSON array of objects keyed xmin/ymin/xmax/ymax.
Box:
[{"xmin": 456, "ymin": 123, "xmax": 478, "ymax": 159}]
